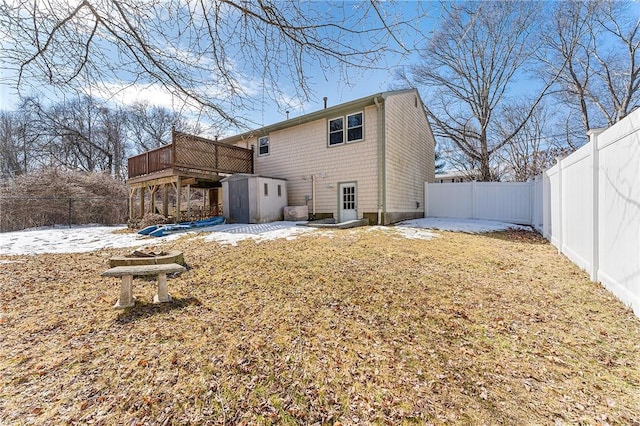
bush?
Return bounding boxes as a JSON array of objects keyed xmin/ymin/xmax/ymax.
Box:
[{"xmin": 0, "ymin": 168, "xmax": 129, "ymax": 232}]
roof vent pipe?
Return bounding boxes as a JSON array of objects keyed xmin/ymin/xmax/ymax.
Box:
[
  {"xmin": 323, "ymin": 97, "xmax": 328, "ymax": 109},
  {"xmin": 286, "ymin": 111, "xmax": 290, "ymax": 119}
]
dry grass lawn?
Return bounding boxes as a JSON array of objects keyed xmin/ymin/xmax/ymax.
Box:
[{"xmin": 1, "ymin": 227, "xmax": 639, "ymax": 425}]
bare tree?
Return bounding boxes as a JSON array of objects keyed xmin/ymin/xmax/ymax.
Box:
[
  {"xmin": 538, "ymin": 0, "xmax": 598, "ymax": 142},
  {"xmin": 434, "ymin": 151, "xmax": 446, "ymax": 174},
  {"xmin": 542, "ymin": 0, "xmax": 640, "ymax": 137},
  {"xmin": 407, "ymin": 2, "xmax": 554, "ymax": 181},
  {"xmin": 126, "ymin": 102, "xmax": 178, "ymax": 152},
  {"xmin": 437, "ymin": 140, "xmax": 499, "ymax": 181},
  {"xmin": 0, "ymin": 103, "xmax": 43, "ymax": 178},
  {"xmin": 3, "ymin": 94, "xmax": 209, "ymax": 177},
  {"xmin": 497, "ymin": 102, "xmax": 569, "ymax": 182},
  {"xmin": 23, "ymin": 96, "xmax": 120, "ymax": 173},
  {"xmin": 0, "ymin": 111, "xmax": 28, "ymax": 177},
  {"xmin": 49, "ymin": 97, "xmax": 111, "ymax": 172},
  {"xmin": 98, "ymin": 106, "xmax": 128, "ymax": 179},
  {"xmin": 588, "ymin": 1, "xmax": 640, "ymax": 124},
  {"xmin": 0, "ymin": 0, "xmax": 422, "ymax": 127}
]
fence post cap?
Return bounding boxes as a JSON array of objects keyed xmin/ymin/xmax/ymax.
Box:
[{"xmin": 587, "ymin": 128, "xmax": 606, "ymax": 137}]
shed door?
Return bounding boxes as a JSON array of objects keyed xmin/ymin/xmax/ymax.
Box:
[
  {"xmin": 339, "ymin": 182, "xmax": 357, "ymax": 222},
  {"xmin": 228, "ymin": 179, "xmax": 249, "ymax": 223}
]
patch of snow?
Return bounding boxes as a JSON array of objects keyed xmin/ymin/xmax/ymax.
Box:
[
  {"xmin": 317, "ymin": 230, "xmax": 336, "ymax": 238},
  {"xmin": 201, "ymin": 221, "xmax": 315, "ymax": 246},
  {"xmin": 396, "ymin": 217, "xmax": 532, "ymax": 233},
  {"xmin": 0, "ymin": 225, "xmax": 184, "ymax": 255},
  {"xmin": 368, "ymin": 225, "xmax": 439, "ymax": 240}
]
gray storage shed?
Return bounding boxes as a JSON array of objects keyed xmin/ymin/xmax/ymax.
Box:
[{"xmin": 221, "ymin": 174, "xmax": 288, "ymax": 224}]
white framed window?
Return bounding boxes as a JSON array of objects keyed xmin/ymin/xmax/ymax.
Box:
[
  {"xmin": 328, "ymin": 117, "xmax": 344, "ymax": 146},
  {"xmin": 328, "ymin": 112, "xmax": 363, "ymax": 146},
  {"xmin": 346, "ymin": 112, "xmax": 363, "ymax": 142},
  {"xmin": 258, "ymin": 136, "xmax": 269, "ymax": 156},
  {"xmin": 264, "ymin": 183, "xmax": 268, "ymax": 196}
]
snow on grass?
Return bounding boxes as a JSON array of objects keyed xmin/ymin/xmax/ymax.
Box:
[
  {"xmin": 396, "ymin": 217, "xmax": 532, "ymax": 233},
  {"xmin": 0, "ymin": 218, "xmax": 535, "ymax": 256},
  {"xmin": 0, "ymin": 225, "xmax": 147, "ymax": 255},
  {"xmin": 0, "ymin": 222, "xmax": 317, "ymax": 255},
  {"xmin": 200, "ymin": 221, "xmax": 316, "ymax": 246},
  {"xmin": 369, "ymin": 225, "xmax": 440, "ymax": 240}
]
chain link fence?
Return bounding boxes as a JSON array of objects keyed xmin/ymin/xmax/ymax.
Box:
[{"xmin": 0, "ymin": 196, "xmax": 129, "ymax": 233}]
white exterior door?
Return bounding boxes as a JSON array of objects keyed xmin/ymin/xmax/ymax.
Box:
[{"xmin": 339, "ymin": 182, "xmax": 357, "ymax": 222}]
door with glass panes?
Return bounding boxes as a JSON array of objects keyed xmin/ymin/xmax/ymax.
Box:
[{"xmin": 339, "ymin": 182, "xmax": 357, "ymax": 222}]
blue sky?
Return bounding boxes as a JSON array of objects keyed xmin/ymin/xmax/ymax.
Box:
[
  {"xmin": 233, "ymin": 1, "xmax": 439, "ymax": 128},
  {"xmin": 0, "ymin": 1, "xmax": 440, "ymax": 136},
  {"xmin": 3, "ymin": 1, "xmax": 636, "ymax": 138}
]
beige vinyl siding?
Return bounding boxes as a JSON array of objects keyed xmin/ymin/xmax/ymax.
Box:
[
  {"xmin": 384, "ymin": 91, "xmax": 435, "ymax": 215},
  {"xmin": 234, "ymin": 105, "xmax": 380, "ymax": 219}
]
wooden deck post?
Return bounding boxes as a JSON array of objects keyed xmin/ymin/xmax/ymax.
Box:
[
  {"xmin": 175, "ymin": 176, "xmax": 181, "ymax": 222},
  {"xmin": 129, "ymin": 188, "xmax": 135, "ymax": 221},
  {"xmin": 139, "ymin": 186, "xmax": 146, "ymax": 218},
  {"xmin": 211, "ymin": 188, "xmax": 220, "ymax": 215},
  {"xmin": 203, "ymin": 188, "xmax": 208, "ymax": 217},
  {"xmin": 149, "ymin": 185, "xmax": 159, "ymax": 215},
  {"xmin": 163, "ymin": 184, "xmax": 169, "ymax": 217},
  {"xmin": 186, "ymin": 184, "xmax": 191, "ymax": 220}
]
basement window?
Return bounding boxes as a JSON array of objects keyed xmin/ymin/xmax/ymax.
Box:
[{"xmin": 258, "ymin": 136, "xmax": 269, "ymax": 156}]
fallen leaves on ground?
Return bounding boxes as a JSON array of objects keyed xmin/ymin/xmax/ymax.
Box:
[{"xmin": 1, "ymin": 227, "xmax": 639, "ymax": 425}]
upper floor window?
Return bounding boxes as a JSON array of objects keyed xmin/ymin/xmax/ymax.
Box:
[
  {"xmin": 258, "ymin": 136, "xmax": 269, "ymax": 156},
  {"xmin": 328, "ymin": 117, "xmax": 344, "ymax": 146},
  {"xmin": 328, "ymin": 112, "xmax": 363, "ymax": 146},
  {"xmin": 347, "ymin": 112, "xmax": 363, "ymax": 142}
]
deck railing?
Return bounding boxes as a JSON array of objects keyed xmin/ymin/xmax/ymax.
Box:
[
  {"xmin": 128, "ymin": 145, "xmax": 173, "ymax": 178},
  {"xmin": 127, "ymin": 131, "xmax": 253, "ymax": 179}
]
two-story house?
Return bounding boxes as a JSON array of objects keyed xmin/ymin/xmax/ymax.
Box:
[{"xmin": 219, "ymin": 89, "xmax": 436, "ymax": 225}]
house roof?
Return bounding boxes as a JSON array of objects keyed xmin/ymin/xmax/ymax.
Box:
[{"xmin": 218, "ymin": 88, "xmax": 424, "ymax": 145}]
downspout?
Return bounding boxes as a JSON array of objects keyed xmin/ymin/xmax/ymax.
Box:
[
  {"xmin": 374, "ymin": 96, "xmax": 385, "ymax": 225},
  {"xmin": 312, "ymin": 174, "xmax": 316, "ymax": 218}
]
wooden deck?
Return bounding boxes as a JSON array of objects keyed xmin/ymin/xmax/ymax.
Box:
[
  {"xmin": 127, "ymin": 130, "xmax": 253, "ymax": 185},
  {"xmin": 126, "ymin": 130, "xmax": 253, "ymax": 222}
]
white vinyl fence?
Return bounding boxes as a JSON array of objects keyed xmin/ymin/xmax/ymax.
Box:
[
  {"xmin": 545, "ymin": 111, "xmax": 640, "ymax": 317},
  {"xmin": 425, "ymin": 180, "xmax": 543, "ymax": 230},
  {"xmin": 425, "ymin": 108, "xmax": 640, "ymax": 316}
]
